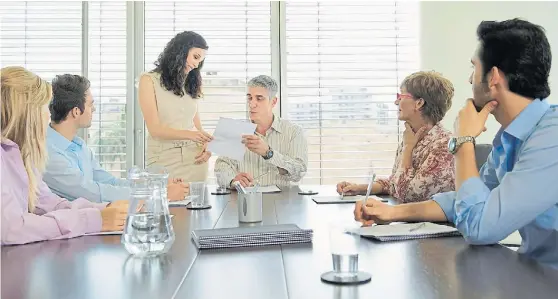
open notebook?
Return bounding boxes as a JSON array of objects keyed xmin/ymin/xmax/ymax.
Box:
[
  {"xmin": 85, "ymin": 215, "xmax": 174, "ymax": 236},
  {"xmin": 360, "ymin": 222, "xmax": 460, "ymax": 241},
  {"xmin": 312, "ymin": 195, "xmax": 389, "ymax": 204}
]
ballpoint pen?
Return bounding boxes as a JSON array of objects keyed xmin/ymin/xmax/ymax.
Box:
[
  {"xmin": 364, "ymin": 173, "xmax": 376, "ymax": 201},
  {"xmin": 253, "ymin": 171, "xmax": 271, "ymax": 182},
  {"xmin": 409, "ymin": 223, "xmax": 426, "ymax": 232}
]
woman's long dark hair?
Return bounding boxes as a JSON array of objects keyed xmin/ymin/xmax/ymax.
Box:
[{"xmin": 153, "ymin": 31, "xmax": 208, "ymax": 98}]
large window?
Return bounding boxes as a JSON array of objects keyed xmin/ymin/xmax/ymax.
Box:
[
  {"xmin": 0, "ymin": 1, "xmax": 82, "ymax": 81},
  {"xmin": 88, "ymin": 2, "xmax": 128, "ymax": 178},
  {"xmin": 285, "ymin": 2, "xmax": 419, "ymax": 184},
  {"xmin": 144, "ymin": 1, "xmax": 272, "ymax": 180},
  {"xmin": 1, "ymin": 2, "xmax": 419, "ymax": 185}
]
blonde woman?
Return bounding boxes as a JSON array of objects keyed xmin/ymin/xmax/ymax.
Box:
[
  {"xmin": 139, "ymin": 31, "xmax": 213, "ymax": 182},
  {"xmin": 1, "ymin": 66, "xmax": 128, "ymax": 245}
]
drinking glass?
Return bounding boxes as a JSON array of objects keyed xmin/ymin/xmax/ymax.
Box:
[
  {"xmin": 189, "ymin": 181, "xmax": 206, "ymax": 208},
  {"xmin": 329, "ymin": 221, "xmax": 361, "ymax": 277}
]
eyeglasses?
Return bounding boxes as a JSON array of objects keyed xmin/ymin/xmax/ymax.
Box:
[{"xmin": 396, "ymin": 93, "xmax": 414, "ymax": 101}]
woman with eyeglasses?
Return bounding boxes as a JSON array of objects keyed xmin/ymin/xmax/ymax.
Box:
[{"xmin": 337, "ymin": 71, "xmax": 455, "ymax": 203}]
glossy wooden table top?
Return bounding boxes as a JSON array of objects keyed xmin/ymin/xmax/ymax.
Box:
[{"xmin": 3, "ymin": 186, "xmax": 558, "ymax": 299}]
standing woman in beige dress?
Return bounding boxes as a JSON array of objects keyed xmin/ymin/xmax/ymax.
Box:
[{"xmin": 138, "ymin": 31, "xmax": 213, "ymax": 182}]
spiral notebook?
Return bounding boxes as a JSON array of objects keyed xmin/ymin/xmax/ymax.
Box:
[
  {"xmin": 359, "ymin": 222, "xmax": 460, "ymax": 241},
  {"xmin": 192, "ymin": 224, "xmax": 313, "ymax": 249},
  {"xmin": 312, "ymin": 195, "xmax": 389, "ymax": 204}
]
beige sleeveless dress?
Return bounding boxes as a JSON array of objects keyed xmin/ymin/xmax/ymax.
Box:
[{"xmin": 142, "ymin": 71, "xmax": 208, "ymax": 182}]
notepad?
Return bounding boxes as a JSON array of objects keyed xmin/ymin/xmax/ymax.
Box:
[
  {"xmin": 312, "ymin": 195, "xmax": 388, "ymax": 204},
  {"xmin": 359, "ymin": 222, "xmax": 460, "ymax": 241},
  {"xmin": 169, "ymin": 197, "xmax": 193, "ymax": 207},
  {"xmin": 245, "ymin": 185, "xmax": 281, "ymax": 193},
  {"xmin": 85, "ymin": 215, "xmax": 174, "ymax": 236}
]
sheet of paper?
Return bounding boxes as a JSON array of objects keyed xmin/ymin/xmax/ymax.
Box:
[
  {"xmin": 245, "ymin": 185, "xmax": 281, "ymax": 193},
  {"xmin": 207, "ymin": 117, "xmax": 257, "ymax": 161},
  {"xmin": 85, "ymin": 215, "xmax": 174, "ymax": 236},
  {"xmin": 169, "ymin": 198, "xmax": 192, "ymax": 207},
  {"xmin": 499, "ymin": 230, "xmax": 522, "ymax": 246},
  {"xmin": 313, "ymin": 195, "xmax": 366, "ymax": 203}
]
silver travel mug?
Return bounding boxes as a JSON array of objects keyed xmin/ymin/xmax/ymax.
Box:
[{"xmin": 238, "ymin": 192, "xmax": 263, "ymax": 223}]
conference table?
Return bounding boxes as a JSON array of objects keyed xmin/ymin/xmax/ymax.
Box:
[{"xmin": 2, "ymin": 186, "xmax": 558, "ymax": 299}]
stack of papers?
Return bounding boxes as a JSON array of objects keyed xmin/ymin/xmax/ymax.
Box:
[
  {"xmin": 359, "ymin": 222, "xmax": 460, "ymax": 242},
  {"xmin": 191, "ymin": 224, "xmax": 313, "ymax": 249}
]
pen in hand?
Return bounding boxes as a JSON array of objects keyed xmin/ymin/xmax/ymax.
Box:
[{"xmin": 253, "ymin": 171, "xmax": 271, "ymax": 181}]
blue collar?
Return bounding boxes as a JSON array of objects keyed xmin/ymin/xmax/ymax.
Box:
[
  {"xmin": 47, "ymin": 125, "xmax": 84, "ymax": 151},
  {"xmin": 494, "ymin": 99, "xmax": 550, "ymax": 146}
]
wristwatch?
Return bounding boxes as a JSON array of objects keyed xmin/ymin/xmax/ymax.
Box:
[
  {"xmin": 263, "ymin": 147, "xmax": 274, "ymax": 160},
  {"xmin": 448, "ymin": 136, "xmax": 475, "ymax": 154}
]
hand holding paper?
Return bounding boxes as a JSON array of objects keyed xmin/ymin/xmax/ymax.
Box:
[{"xmin": 207, "ymin": 117, "xmax": 257, "ymax": 161}]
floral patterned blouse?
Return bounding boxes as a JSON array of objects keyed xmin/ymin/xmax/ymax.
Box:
[{"xmin": 376, "ymin": 124, "xmax": 455, "ymax": 203}]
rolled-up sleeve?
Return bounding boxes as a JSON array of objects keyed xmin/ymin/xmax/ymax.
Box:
[
  {"xmin": 265, "ymin": 127, "xmax": 308, "ymax": 182},
  {"xmin": 454, "ymin": 128, "xmax": 558, "ymax": 245}
]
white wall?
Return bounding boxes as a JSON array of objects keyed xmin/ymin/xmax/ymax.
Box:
[{"xmin": 420, "ymin": 1, "xmax": 558, "ymax": 143}]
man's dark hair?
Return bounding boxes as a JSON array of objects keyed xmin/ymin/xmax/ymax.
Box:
[
  {"xmin": 477, "ymin": 18, "xmax": 551, "ymax": 99},
  {"xmin": 50, "ymin": 74, "xmax": 91, "ymax": 123}
]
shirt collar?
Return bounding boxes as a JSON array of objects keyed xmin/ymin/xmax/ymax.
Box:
[
  {"xmin": 47, "ymin": 125, "xmax": 84, "ymax": 151},
  {"xmin": 270, "ymin": 115, "xmax": 283, "ymax": 134},
  {"xmin": 493, "ymin": 99, "xmax": 550, "ymax": 147},
  {"xmin": 0, "ymin": 138, "xmax": 18, "ymax": 149},
  {"xmin": 504, "ymin": 99, "xmax": 550, "ymax": 141}
]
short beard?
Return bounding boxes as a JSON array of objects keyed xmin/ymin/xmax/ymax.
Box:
[{"xmin": 474, "ymin": 82, "xmax": 492, "ymax": 112}]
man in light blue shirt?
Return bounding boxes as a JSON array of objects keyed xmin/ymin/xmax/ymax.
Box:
[
  {"xmin": 354, "ymin": 19, "xmax": 558, "ymax": 268},
  {"xmin": 44, "ymin": 74, "xmax": 187, "ymax": 203}
]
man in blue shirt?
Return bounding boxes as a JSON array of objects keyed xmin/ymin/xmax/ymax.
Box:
[
  {"xmin": 44, "ymin": 74, "xmax": 188, "ymax": 203},
  {"xmin": 355, "ymin": 18, "xmax": 558, "ymax": 268}
]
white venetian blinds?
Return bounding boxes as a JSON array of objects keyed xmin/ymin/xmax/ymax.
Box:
[
  {"xmin": 0, "ymin": 1, "xmax": 82, "ymax": 80},
  {"xmin": 87, "ymin": 1, "xmax": 128, "ymax": 178},
  {"xmin": 284, "ymin": 2, "xmax": 419, "ymax": 184}
]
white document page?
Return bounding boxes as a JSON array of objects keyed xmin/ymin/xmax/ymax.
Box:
[
  {"xmin": 207, "ymin": 117, "xmax": 257, "ymax": 161},
  {"xmin": 245, "ymin": 185, "xmax": 281, "ymax": 193}
]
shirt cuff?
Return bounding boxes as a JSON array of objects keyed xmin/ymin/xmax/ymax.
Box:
[
  {"xmin": 432, "ymin": 191, "xmax": 457, "ymax": 223},
  {"xmin": 81, "ymin": 208, "xmax": 103, "ymax": 234},
  {"xmin": 71, "ymin": 198, "xmax": 108, "ymax": 209},
  {"xmin": 266, "ymin": 150, "xmax": 283, "ymax": 167}
]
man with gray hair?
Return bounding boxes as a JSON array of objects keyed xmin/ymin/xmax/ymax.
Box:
[{"xmin": 215, "ymin": 75, "xmax": 308, "ymax": 188}]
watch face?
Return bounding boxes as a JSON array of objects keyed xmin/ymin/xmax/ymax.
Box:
[{"xmin": 448, "ymin": 138, "xmax": 456, "ymax": 152}]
